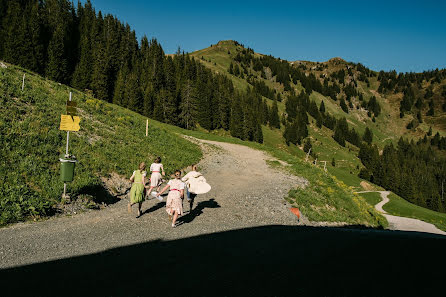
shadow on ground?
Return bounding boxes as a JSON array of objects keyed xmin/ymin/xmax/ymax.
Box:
[
  {"xmin": 77, "ymin": 183, "xmax": 120, "ymax": 205},
  {"xmin": 1, "ymin": 225, "xmax": 445, "ymax": 296}
]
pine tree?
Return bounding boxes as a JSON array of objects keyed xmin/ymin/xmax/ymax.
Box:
[
  {"xmin": 179, "ymin": 80, "xmax": 197, "ymax": 129},
  {"xmin": 113, "ymin": 67, "xmax": 127, "ymax": 106},
  {"xmin": 333, "ymin": 118, "xmax": 348, "ymax": 146},
  {"xmin": 46, "ymin": 23, "xmax": 68, "ymax": 83},
  {"xmin": 262, "ymin": 100, "xmax": 269, "ymax": 125},
  {"xmin": 363, "ymin": 127, "xmax": 373, "ymax": 144},
  {"xmin": 269, "ymin": 99, "xmax": 280, "ymax": 129},
  {"xmin": 319, "ymin": 100, "xmax": 326, "ymax": 113},
  {"xmin": 303, "ymin": 138, "xmax": 312, "ymax": 153},
  {"xmin": 340, "ymin": 97, "xmax": 348, "ymax": 113},
  {"xmin": 228, "ymin": 62, "xmax": 233, "ymax": 74},
  {"xmin": 230, "ymin": 98, "xmax": 244, "ymax": 139},
  {"xmin": 1, "ymin": 1, "xmax": 23, "ymax": 66}
]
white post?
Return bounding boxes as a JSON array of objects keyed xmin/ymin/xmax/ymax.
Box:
[
  {"xmin": 305, "ymin": 148, "xmax": 311, "ymax": 162},
  {"xmin": 323, "ymin": 161, "xmax": 327, "ymax": 172},
  {"xmin": 63, "ymin": 92, "xmax": 72, "ymax": 199},
  {"xmin": 314, "ymin": 158, "xmax": 317, "ymax": 166},
  {"xmin": 21, "ymin": 74, "xmax": 25, "ymax": 91},
  {"xmin": 146, "ymin": 119, "xmax": 148, "ymax": 137}
]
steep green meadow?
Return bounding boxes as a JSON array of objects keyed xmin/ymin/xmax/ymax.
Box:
[
  {"xmin": 0, "ymin": 63, "xmax": 201, "ymax": 225},
  {"xmin": 1, "ymin": 62, "xmax": 387, "ymax": 228},
  {"xmin": 190, "ymin": 41, "xmax": 446, "ymax": 192},
  {"xmin": 383, "ymin": 192, "xmax": 446, "ymax": 231}
]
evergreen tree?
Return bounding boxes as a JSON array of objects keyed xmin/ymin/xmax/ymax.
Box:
[
  {"xmin": 333, "ymin": 118, "xmax": 348, "ymax": 146},
  {"xmin": 363, "ymin": 127, "xmax": 373, "ymax": 144},
  {"xmin": 340, "ymin": 97, "xmax": 348, "ymax": 113},
  {"xmin": 262, "ymin": 99, "xmax": 269, "ymax": 125},
  {"xmin": 230, "ymin": 98, "xmax": 244, "ymax": 139},
  {"xmin": 303, "ymin": 138, "xmax": 312, "ymax": 153},
  {"xmin": 269, "ymin": 99, "xmax": 280, "ymax": 129},
  {"xmin": 319, "ymin": 100, "xmax": 326, "ymax": 113},
  {"xmin": 179, "ymin": 81, "xmax": 197, "ymax": 129},
  {"xmin": 46, "ymin": 23, "xmax": 68, "ymax": 82}
]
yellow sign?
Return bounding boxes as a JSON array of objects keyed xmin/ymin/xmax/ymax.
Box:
[{"xmin": 60, "ymin": 115, "xmax": 81, "ymax": 131}]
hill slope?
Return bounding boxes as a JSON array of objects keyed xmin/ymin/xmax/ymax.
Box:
[
  {"xmin": 190, "ymin": 40, "xmax": 446, "ymax": 195},
  {"xmin": 0, "ymin": 63, "xmax": 201, "ymax": 225},
  {"xmin": 1, "ymin": 61, "xmax": 386, "ymax": 228}
]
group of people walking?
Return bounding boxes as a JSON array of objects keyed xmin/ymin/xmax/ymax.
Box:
[{"xmin": 128, "ymin": 157, "xmax": 210, "ymax": 227}]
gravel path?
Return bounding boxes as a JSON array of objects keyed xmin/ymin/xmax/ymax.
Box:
[
  {"xmin": 0, "ymin": 138, "xmax": 306, "ymax": 269},
  {"xmin": 358, "ymin": 191, "xmax": 446, "ymax": 235}
]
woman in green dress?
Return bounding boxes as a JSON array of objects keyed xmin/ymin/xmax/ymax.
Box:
[{"xmin": 128, "ymin": 162, "xmax": 148, "ymax": 218}]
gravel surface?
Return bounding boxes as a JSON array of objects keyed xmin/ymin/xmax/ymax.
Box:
[{"xmin": 0, "ymin": 138, "xmax": 307, "ymax": 268}]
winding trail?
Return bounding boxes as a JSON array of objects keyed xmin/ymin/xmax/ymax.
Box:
[
  {"xmin": 358, "ymin": 191, "xmax": 446, "ymax": 235},
  {"xmin": 0, "ymin": 139, "xmax": 307, "ymax": 269}
]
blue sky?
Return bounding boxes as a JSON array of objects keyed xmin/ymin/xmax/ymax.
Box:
[{"xmin": 82, "ymin": 0, "xmax": 446, "ymax": 73}]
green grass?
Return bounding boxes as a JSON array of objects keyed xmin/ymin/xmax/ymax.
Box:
[
  {"xmin": 383, "ymin": 193, "xmax": 446, "ymax": 231},
  {"xmin": 0, "ymin": 64, "xmax": 201, "ymax": 225},
  {"xmin": 358, "ymin": 192, "xmax": 382, "ymax": 207}
]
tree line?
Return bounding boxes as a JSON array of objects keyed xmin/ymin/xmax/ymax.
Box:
[
  {"xmin": 0, "ymin": 0, "xmax": 267, "ymax": 143},
  {"xmin": 359, "ymin": 138, "xmax": 446, "ymax": 213}
]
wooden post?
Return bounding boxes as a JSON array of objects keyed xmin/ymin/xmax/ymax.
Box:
[
  {"xmin": 323, "ymin": 161, "xmax": 327, "ymax": 172},
  {"xmin": 21, "ymin": 73, "xmax": 25, "ymax": 91},
  {"xmin": 305, "ymin": 148, "xmax": 311, "ymax": 162},
  {"xmin": 63, "ymin": 92, "xmax": 72, "ymax": 199},
  {"xmin": 146, "ymin": 119, "xmax": 148, "ymax": 137}
]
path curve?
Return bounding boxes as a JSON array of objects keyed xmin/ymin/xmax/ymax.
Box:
[
  {"xmin": 358, "ymin": 191, "xmax": 446, "ymax": 235},
  {"xmin": 0, "ymin": 138, "xmax": 307, "ymax": 269}
]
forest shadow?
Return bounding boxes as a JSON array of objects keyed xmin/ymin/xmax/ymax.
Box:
[{"xmin": 1, "ymin": 225, "xmax": 445, "ymax": 296}]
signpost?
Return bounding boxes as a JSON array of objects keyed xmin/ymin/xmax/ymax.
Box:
[{"xmin": 59, "ymin": 92, "xmax": 81, "ymax": 199}]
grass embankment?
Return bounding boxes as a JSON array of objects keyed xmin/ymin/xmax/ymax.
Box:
[
  {"xmin": 0, "ymin": 64, "xmax": 201, "ymax": 226},
  {"xmin": 358, "ymin": 192, "xmax": 383, "ymax": 207},
  {"xmin": 383, "ymin": 193, "xmax": 446, "ymax": 231},
  {"xmin": 148, "ymin": 122, "xmax": 388, "ymax": 228}
]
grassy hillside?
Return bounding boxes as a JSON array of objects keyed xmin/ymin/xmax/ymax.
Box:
[
  {"xmin": 190, "ymin": 40, "xmax": 446, "ymax": 192},
  {"xmin": 1, "ymin": 61, "xmax": 387, "ymax": 228},
  {"xmin": 383, "ymin": 192, "xmax": 446, "ymax": 231},
  {"xmin": 0, "ymin": 63, "xmax": 201, "ymax": 225}
]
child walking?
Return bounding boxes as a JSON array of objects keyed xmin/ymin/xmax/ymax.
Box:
[
  {"xmin": 148, "ymin": 156, "xmax": 165, "ymax": 201},
  {"xmin": 156, "ymin": 170, "xmax": 185, "ymax": 227},
  {"xmin": 128, "ymin": 162, "xmax": 148, "ymax": 218}
]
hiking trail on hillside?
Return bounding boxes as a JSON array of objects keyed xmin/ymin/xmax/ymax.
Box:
[{"xmin": 358, "ymin": 191, "xmax": 446, "ymax": 235}]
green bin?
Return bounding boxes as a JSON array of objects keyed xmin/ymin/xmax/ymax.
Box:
[{"xmin": 60, "ymin": 156, "xmax": 77, "ymax": 182}]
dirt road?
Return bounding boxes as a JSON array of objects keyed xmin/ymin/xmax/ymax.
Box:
[{"xmin": 0, "ymin": 139, "xmax": 306, "ymax": 268}]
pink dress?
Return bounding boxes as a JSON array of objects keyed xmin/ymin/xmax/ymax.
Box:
[{"xmin": 165, "ymin": 179, "xmax": 185, "ymax": 216}]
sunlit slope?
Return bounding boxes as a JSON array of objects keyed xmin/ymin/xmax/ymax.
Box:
[{"xmin": 0, "ymin": 63, "xmax": 201, "ymax": 225}]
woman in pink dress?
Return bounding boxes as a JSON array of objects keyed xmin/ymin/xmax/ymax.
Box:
[{"xmin": 156, "ymin": 170, "xmax": 185, "ymax": 227}]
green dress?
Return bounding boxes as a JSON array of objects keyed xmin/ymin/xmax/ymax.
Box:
[{"xmin": 130, "ymin": 170, "xmax": 145, "ymax": 204}]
